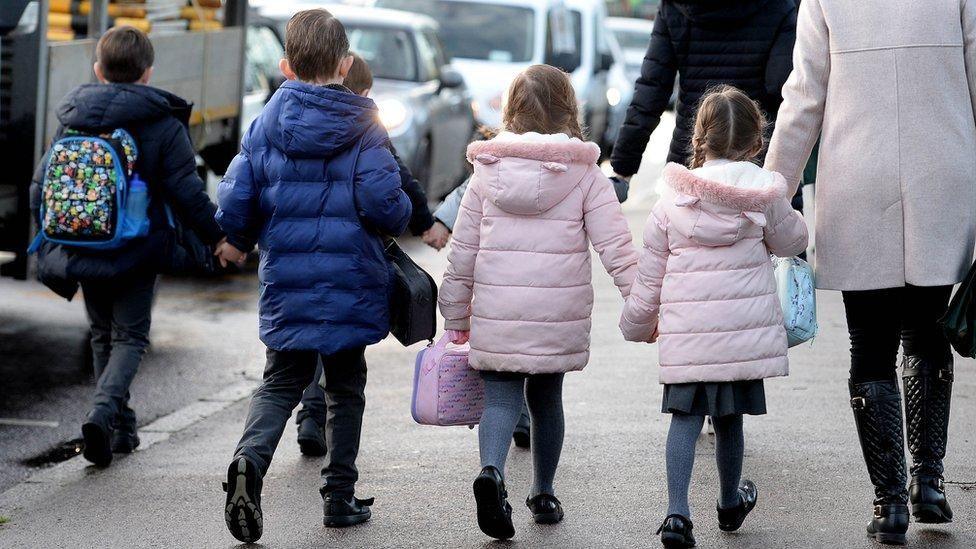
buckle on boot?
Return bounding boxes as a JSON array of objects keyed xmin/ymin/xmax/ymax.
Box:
[
  {"xmin": 874, "ymin": 505, "xmax": 884, "ymax": 519},
  {"xmin": 851, "ymin": 396, "xmax": 868, "ymax": 410}
]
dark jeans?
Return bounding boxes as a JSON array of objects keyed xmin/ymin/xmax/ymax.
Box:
[
  {"xmin": 842, "ymin": 285, "xmax": 952, "ymax": 383},
  {"xmin": 81, "ymin": 274, "xmax": 156, "ymax": 431},
  {"xmin": 234, "ymin": 346, "xmax": 367, "ymax": 496}
]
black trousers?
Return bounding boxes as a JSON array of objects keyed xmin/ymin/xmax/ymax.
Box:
[
  {"xmin": 81, "ymin": 274, "xmax": 156, "ymax": 430},
  {"xmin": 234, "ymin": 346, "xmax": 367, "ymax": 496},
  {"xmin": 842, "ymin": 285, "xmax": 952, "ymax": 383}
]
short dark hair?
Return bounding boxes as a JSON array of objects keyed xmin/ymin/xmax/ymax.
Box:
[
  {"xmin": 286, "ymin": 9, "xmax": 349, "ymax": 82},
  {"xmin": 344, "ymin": 53, "xmax": 373, "ymax": 95},
  {"xmin": 95, "ymin": 26, "xmax": 154, "ymax": 83}
]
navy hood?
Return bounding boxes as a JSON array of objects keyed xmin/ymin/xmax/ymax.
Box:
[
  {"xmin": 259, "ymin": 80, "xmax": 379, "ymax": 159},
  {"xmin": 57, "ymin": 83, "xmax": 192, "ymax": 130}
]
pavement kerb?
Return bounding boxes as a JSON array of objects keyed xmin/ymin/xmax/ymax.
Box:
[{"xmin": 0, "ymin": 379, "xmax": 259, "ymax": 516}]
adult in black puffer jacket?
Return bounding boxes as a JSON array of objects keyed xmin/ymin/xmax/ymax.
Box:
[{"xmin": 610, "ymin": 0, "xmax": 797, "ymax": 174}]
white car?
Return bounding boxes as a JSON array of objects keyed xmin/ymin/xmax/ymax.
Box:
[
  {"xmin": 376, "ymin": 0, "xmax": 614, "ymax": 150},
  {"xmin": 604, "ymin": 16, "xmax": 654, "ymax": 151}
]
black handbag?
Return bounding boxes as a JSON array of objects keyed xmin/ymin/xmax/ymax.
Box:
[
  {"xmin": 940, "ymin": 259, "xmax": 976, "ymax": 358},
  {"xmin": 385, "ymin": 239, "xmax": 437, "ymax": 346}
]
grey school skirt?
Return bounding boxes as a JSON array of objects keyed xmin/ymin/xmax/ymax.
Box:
[{"xmin": 661, "ymin": 380, "xmax": 767, "ymax": 417}]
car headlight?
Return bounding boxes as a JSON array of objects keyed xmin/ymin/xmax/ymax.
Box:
[
  {"xmin": 606, "ymin": 87, "xmax": 622, "ymax": 107},
  {"xmin": 378, "ymin": 99, "xmax": 412, "ymax": 136}
]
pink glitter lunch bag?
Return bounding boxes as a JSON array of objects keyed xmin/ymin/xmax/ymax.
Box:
[{"xmin": 411, "ymin": 334, "xmax": 484, "ymax": 427}]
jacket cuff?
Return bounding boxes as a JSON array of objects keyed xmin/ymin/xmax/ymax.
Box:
[
  {"xmin": 409, "ymin": 210, "xmax": 436, "ymax": 236},
  {"xmin": 225, "ymin": 234, "xmax": 255, "ymax": 253},
  {"xmin": 444, "ymin": 317, "xmax": 471, "ymax": 331},
  {"xmin": 619, "ymin": 313, "xmax": 656, "ymax": 343}
]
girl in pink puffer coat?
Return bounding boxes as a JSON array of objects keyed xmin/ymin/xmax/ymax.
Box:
[
  {"xmin": 438, "ymin": 65, "xmax": 638, "ymax": 540},
  {"xmin": 620, "ymin": 86, "xmax": 808, "ymax": 547}
]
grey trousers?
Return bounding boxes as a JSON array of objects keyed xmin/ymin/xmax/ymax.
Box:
[
  {"xmin": 81, "ymin": 274, "xmax": 156, "ymax": 431},
  {"xmin": 235, "ymin": 346, "xmax": 367, "ymax": 496}
]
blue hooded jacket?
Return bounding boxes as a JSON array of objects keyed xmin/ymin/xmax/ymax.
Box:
[{"xmin": 216, "ymin": 81, "xmax": 412, "ymax": 354}]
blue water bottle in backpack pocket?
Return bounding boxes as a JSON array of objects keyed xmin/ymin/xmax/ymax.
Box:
[{"xmin": 121, "ymin": 173, "xmax": 150, "ymax": 240}]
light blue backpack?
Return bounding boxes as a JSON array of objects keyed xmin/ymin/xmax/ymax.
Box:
[{"xmin": 773, "ymin": 256, "xmax": 818, "ymax": 347}]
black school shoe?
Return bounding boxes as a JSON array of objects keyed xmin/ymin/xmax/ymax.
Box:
[
  {"xmin": 223, "ymin": 457, "xmax": 264, "ymax": 543},
  {"xmin": 526, "ymin": 493, "xmax": 564, "ymax": 524},
  {"xmin": 657, "ymin": 514, "xmax": 695, "ymax": 548},
  {"xmin": 323, "ymin": 493, "xmax": 374, "ymax": 527},
  {"xmin": 512, "ymin": 425, "xmax": 530, "ymax": 449},
  {"xmin": 297, "ymin": 417, "xmax": 328, "ymax": 457},
  {"xmin": 717, "ymin": 479, "xmax": 758, "ymax": 532},
  {"xmin": 81, "ymin": 416, "xmax": 113, "ymax": 467},
  {"xmin": 111, "ymin": 430, "xmax": 140, "ymax": 454},
  {"xmin": 473, "ymin": 466, "xmax": 515, "ymax": 540}
]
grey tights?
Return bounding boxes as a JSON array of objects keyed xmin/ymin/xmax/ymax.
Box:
[
  {"xmin": 479, "ymin": 373, "xmax": 564, "ymax": 497},
  {"xmin": 666, "ymin": 414, "xmax": 744, "ymax": 518}
]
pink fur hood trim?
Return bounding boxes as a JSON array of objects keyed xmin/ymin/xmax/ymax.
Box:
[
  {"xmin": 663, "ymin": 162, "xmax": 788, "ymax": 212},
  {"xmin": 467, "ymin": 138, "xmax": 601, "ymax": 165}
]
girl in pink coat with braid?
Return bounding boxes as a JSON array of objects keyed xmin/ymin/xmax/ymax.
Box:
[
  {"xmin": 438, "ymin": 65, "xmax": 638, "ymax": 541},
  {"xmin": 620, "ymin": 86, "xmax": 808, "ymax": 548}
]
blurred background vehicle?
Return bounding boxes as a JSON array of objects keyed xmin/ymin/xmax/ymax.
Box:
[
  {"xmin": 375, "ymin": 0, "xmax": 615, "ymax": 152},
  {"xmin": 603, "ymin": 15, "xmax": 659, "ymax": 153},
  {"xmin": 256, "ymin": 3, "xmax": 476, "ymax": 199}
]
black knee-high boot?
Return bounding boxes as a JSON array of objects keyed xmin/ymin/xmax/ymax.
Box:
[
  {"xmin": 850, "ymin": 379, "xmax": 910, "ymax": 546},
  {"xmin": 903, "ymin": 355, "xmax": 953, "ymax": 523}
]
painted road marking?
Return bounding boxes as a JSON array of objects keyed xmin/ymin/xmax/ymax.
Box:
[{"xmin": 0, "ymin": 418, "xmax": 60, "ymax": 428}]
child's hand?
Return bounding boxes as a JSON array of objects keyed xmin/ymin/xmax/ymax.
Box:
[
  {"xmin": 422, "ymin": 222, "xmax": 451, "ymax": 250},
  {"xmin": 447, "ymin": 329, "xmax": 469, "ymax": 345},
  {"xmin": 214, "ymin": 239, "xmax": 248, "ymax": 268}
]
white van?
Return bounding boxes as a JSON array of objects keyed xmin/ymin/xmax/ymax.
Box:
[{"xmin": 375, "ymin": 0, "xmax": 614, "ymax": 149}]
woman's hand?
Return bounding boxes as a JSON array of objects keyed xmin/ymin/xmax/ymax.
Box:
[{"xmin": 447, "ymin": 329, "xmax": 470, "ymax": 345}]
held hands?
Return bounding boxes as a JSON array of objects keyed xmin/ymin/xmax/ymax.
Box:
[
  {"xmin": 214, "ymin": 238, "xmax": 248, "ymax": 268},
  {"xmin": 447, "ymin": 329, "xmax": 470, "ymax": 345},
  {"xmin": 421, "ymin": 221, "xmax": 451, "ymax": 251}
]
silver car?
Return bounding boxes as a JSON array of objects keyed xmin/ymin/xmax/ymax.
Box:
[{"xmin": 258, "ymin": 3, "xmax": 476, "ymax": 199}]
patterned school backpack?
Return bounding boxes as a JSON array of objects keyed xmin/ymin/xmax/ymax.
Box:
[
  {"xmin": 29, "ymin": 128, "xmax": 150, "ymax": 252},
  {"xmin": 411, "ymin": 334, "xmax": 484, "ymax": 427},
  {"xmin": 773, "ymin": 256, "xmax": 818, "ymax": 347}
]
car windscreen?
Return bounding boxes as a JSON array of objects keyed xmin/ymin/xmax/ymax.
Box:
[
  {"xmin": 346, "ymin": 25, "xmax": 418, "ymax": 81},
  {"xmin": 378, "ymin": 0, "xmax": 535, "ymax": 63}
]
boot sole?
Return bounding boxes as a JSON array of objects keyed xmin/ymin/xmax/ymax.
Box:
[
  {"xmin": 81, "ymin": 422, "xmax": 112, "ymax": 467},
  {"xmin": 661, "ymin": 531, "xmax": 696, "ymax": 548},
  {"xmin": 224, "ymin": 458, "xmax": 263, "ymax": 543},
  {"xmin": 323, "ymin": 510, "xmax": 371, "ymax": 528},
  {"xmin": 868, "ymin": 532, "xmax": 907, "ymax": 546},
  {"xmin": 297, "ymin": 436, "xmax": 328, "ymax": 457},
  {"xmin": 532, "ymin": 510, "xmax": 564, "ymax": 525},
  {"xmin": 473, "ymin": 476, "xmax": 515, "ymax": 540},
  {"xmin": 912, "ymin": 503, "xmax": 952, "ymax": 524}
]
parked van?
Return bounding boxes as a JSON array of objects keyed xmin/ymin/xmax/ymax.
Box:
[{"xmin": 376, "ymin": 0, "xmax": 614, "ymax": 150}]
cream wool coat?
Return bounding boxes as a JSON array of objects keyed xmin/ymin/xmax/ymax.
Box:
[
  {"xmin": 620, "ymin": 161, "xmax": 808, "ymax": 384},
  {"xmin": 438, "ymin": 134, "xmax": 638, "ymax": 374},
  {"xmin": 765, "ymin": 0, "xmax": 976, "ymax": 290}
]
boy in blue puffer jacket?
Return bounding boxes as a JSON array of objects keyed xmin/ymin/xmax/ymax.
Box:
[{"xmin": 215, "ymin": 9, "xmax": 411, "ymax": 543}]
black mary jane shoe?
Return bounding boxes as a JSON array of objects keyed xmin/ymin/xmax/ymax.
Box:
[
  {"xmin": 323, "ymin": 492, "xmax": 374, "ymax": 527},
  {"xmin": 473, "ymin": 466, "xmax": 515, "ymax": 540},
  {"xmin": 657, "ymin": 514, "xmax": 695, "ymax": 548},
  {"xmin": 223, "ymin": 457, "xmax": 264, "ymax": 543},
  {"xmin": 717, "ymin": 479, "xmax": 758, "ymax": 532},
  {"xmin": 526, "ymin": 493, "xmax": 564, "ymax": 524}
]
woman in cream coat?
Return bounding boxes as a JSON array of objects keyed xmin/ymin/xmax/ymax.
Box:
[{"xmin": 765, "ymin": 0, "xmax": 976, "ymax": 544}]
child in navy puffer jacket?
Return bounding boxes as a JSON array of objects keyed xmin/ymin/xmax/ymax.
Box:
[{"xmin": 215, "ymin": 9, "xmax": 411, "ymax": 543}]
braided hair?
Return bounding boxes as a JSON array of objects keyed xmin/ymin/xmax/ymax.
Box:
[{"xmin": 688, "ymin": 85, "xmax": 767, "ymax": 169}]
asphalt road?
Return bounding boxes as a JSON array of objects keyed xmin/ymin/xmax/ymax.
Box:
[{"xmin": 2, "ymin": 114, "xmax": 975, "ymax": 547}]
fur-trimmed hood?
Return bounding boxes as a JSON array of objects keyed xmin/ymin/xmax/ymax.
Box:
[
  {"xmin": 466, "ymin": 135, "xmax": 602, "ymax": 215},
  {"xmin": 661, "ymin": 160, "xmax": 788, "ymax": 247}
]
